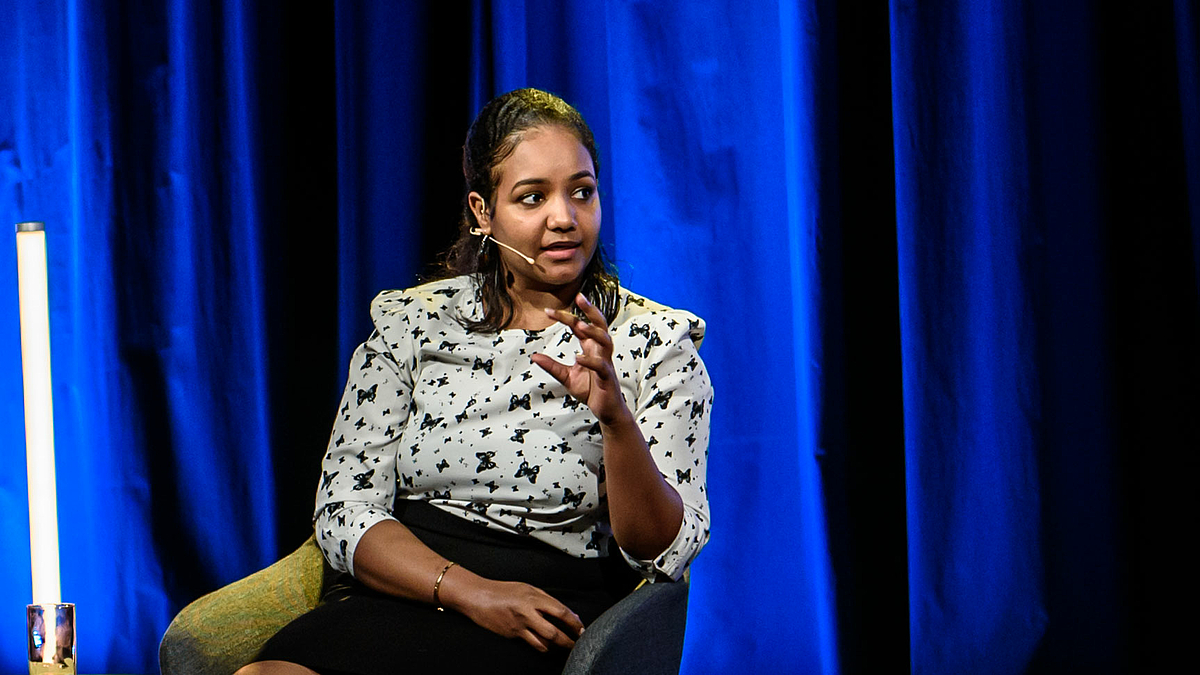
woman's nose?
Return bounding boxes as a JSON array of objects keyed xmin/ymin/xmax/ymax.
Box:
[{"xmin": 546, "ymin": 195, "xmax": 575, "ymax": 229}]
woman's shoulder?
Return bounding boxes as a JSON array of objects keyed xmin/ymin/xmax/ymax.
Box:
[
  {"xmin": 613, "ymin": 287, "xmax": 706, "ymax": 349},
  {"xmin": 370, "ymin": 276, "xmax": 476, "ymax": 326}
]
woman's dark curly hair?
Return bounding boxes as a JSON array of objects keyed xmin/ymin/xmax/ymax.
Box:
[{"xmin": 436, "ymin": 88, "xmax": 620, "ymax": 333}]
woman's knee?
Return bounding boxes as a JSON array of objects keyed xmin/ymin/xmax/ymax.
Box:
[{"xmin": 233, "ymin": 660, "xmax": 319, "ymax": 675}]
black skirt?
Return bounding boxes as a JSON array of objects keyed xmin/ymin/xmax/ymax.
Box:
[{"xmin": 256, "ymin": 500, "xmax": 641, "ymax": 675}]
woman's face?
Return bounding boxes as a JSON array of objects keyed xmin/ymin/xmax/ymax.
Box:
[{"xmin": 470, "ymin": 124, "xmax": 600, "ymax": 295}]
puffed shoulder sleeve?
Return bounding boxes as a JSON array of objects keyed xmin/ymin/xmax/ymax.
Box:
[
  {"xmin": 620, "ymin": 310, "xmax": 713, "ymax": 581},
  {"xmin": 313, "ymin": 290, "xmax": 416, "ymax": 575}
]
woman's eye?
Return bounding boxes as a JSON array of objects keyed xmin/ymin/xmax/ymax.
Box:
[
  {"xmin": 518, "ymin": 193, "xmax": 543, "ymax": 205},
  {"xmin": 573, "ymin": 187, "xmax": 595, "ymax": 200}
]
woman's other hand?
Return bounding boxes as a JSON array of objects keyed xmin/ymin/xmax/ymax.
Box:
[
  {"xmin": 532, "ymin": 293, "xmax": 630, "ymax": 426},
  {"xmin": 440, "ymin": 569, "xmax": 585, "ymax": 652}
]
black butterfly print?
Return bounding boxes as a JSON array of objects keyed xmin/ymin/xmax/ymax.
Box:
[
  {"xmin": 561, "ymin": 488, "xmax": 586, "ymax": 507},
  {"xmin": 484, "ymin": 480, "xmax": 499, "ymax": 493},
  {"xmin": 691, "ymin": 401, "xmax": 705, "ymax": 419},
  {"xmin": 480, "ymin": 427, "xmax": 492, "ymax": 437},
  {"xmin": 645, "ymin": 362, "xmax": 660, "ymax": 379},
  {"xmin": 321, "ymin": 471, "xmax": 339, "ymax": 490},
  {"xmin": 412, "ymin": 327, "xmax": 425, "ymax": 339},
  {"xmin": 585, "ymin": 529, "xmax": 606, "ymax": 551},
  {"xmin": 515, "ymin": 461, "xmax": 540, "ymax": 484},
  {"xmin": 509, "ymin": 393, "xmax": 531, "ymax": 411},
  {"xmin": 341, "ymin": 401, "xmax": 349, "ymax": 416},
  {"xmin": 630, "ymin": 347, "xmax": 643, "ymax": 359},
  {"xmin": 355, "ymin": 450, "xmax": 368, "ymax": 463},
  {"xmin": 468, "ymin": 501, "xmax": 489, "ymax": 514},
  {"xmin": 686, "ymin": 433, "xmax": 697, "ymax": 447},
  {"xmin": 397, "ymin": 296, "xmax": 414, "ymax": 306},
  {"xmin": 437, "ymin": 340, "xmax": 460, "ymax": 352},
  {"xmin": 514, "ymin": 517, "xmax": 534, "ymax": 535},
  {"xmin": 401, "ymin": 473, "xmax": 414, "ymax": 488},
  {"xmin": 472, "ymin": 357, "xmax": 494, "ymax": 374},
  {"xmin": 553, "ymin": 441, "xmax": 571, "ymax": 454},
  {"xmin": 629, "ymin": 324, "xmax": 651, "ymax": 338},
  {"xmin": 354, "ymin": 417, "xmax": 367, "ymax": 430},
  {"xmin": 510, "ymin": 428, "xmax": 529, "ymax": 443},
  {"xmin": 420, "ymin": 413, "xmax": 443, "ymax": 430},
  {"xmin": 676, "ymin": 468, "xmax": 692, "ymax": 484},
  {"xmin": 410, "ymin": 444, "xmax": 421, "ymax": 457},
  {"xmin": 524, "ymin": 331, "xmax": 541, "ymax": 343},
  {"xmin": 352, "ymin": 469, "xmax": 375, "ymax": 490},
  {"xmin": 436, "ymin": 459, "xmax": 449, "ymax": 473},
  {"xmin": 648, "ymin": 390, "xmax": 673, "ymax": 410},
  {"xmin": 339, "ymin": 539, "xmax": 348, "ymax": 561},
  {"xmin": 644, "ymin": 333, "xmax": 663, "ymax": 351},
  {"xmin": 432, "ymin": 287, "xmax": 457, "ymax": 297},
  {"xmin": 647, "ymin": 436, "xmax": 659, "ymax": 448},
  {"xmin": 426, "ymin": 311, "xmax": 440, "ymax": 320},
  {"xmin": 455, "ymin": 411, "xmax": 469, "ymax": 423},
  {"xmin": 557, "ymin": 331, "xmax": 574, "ymax": 346},
  {"xmin": 587, "ymin": 421, "xmax": 601, "ymax": 435},
  {"xmin": 360, "ymin": 353, "xmax": 378, "ymax": 370},
  {"xmin": 334, "ymin": 435, "xmax": 345, "ymax": 447},
  {"xmin": 384, "ymin": 426, "xmax": 396, "ymax": 438},
  {"xmin": 626, "ymin": 295, "xmax": 646, "ymax": 307},
  {"xmin": 431, "ymin": 489, "xmax": 450, "ymax": 499},
  {"xmin": 356, "ymin": 384, "xmax": 378, "ymax": 406},
  {"xmin": 322, "ymin": 501, "xmax": 344, "ymax": 517},
  {"xmin": 476, "ymin": 451, "xmax": 497, "ymax": 473},
  {"xmin": 541, "ymin": 391, "xmax": 557, "ymax": 402},
  {"xmin": 562, "ymin": 396, "xmax": 582, "ymax": 411}
]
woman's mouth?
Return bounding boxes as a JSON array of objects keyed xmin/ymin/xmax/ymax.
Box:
[{"xmin": 541, "ymin": 241, "xmax": 581, "ymax": 260}]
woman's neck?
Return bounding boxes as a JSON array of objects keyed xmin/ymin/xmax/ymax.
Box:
[{"xmin": 504, "ymin": 282, "xmax": 580, "ymax": 330}]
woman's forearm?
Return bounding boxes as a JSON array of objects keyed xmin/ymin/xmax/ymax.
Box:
[
  {"xmin": 600, "ymin": 410, "xmax": 685, "ymax": 561},
  {"xmin": 352, "ymin": 519, "xmax": 468, "ymax": 603}
]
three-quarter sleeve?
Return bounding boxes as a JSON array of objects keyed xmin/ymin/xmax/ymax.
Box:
[
  {"xmin": 618, "ymin": 311, "xmax": 714, "ymax": 581},
  {"xmin": 313, "ymin": 291, "xmax": 415, "ymax": 575}
]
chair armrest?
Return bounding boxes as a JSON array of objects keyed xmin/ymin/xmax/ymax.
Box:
[
  {"xmin": 159, "ymin": 536, "xmax": 326, "ymax": 675},
  {"xmin": 562, "ymin": 579, "xmax": 690, "ymax": 675}
]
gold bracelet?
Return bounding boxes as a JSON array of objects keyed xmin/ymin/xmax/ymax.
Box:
[{"xmin": 433, "ymin": 561, "xmax": 457, "ymax": 612}]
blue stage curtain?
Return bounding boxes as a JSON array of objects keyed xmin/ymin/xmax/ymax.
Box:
[{"xmin": 1, "ymin": 2, "xmax": 1197, "ymax": 673}]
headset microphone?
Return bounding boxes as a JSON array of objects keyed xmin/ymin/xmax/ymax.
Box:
[{"xmin": 469, "ymin": 227, "xmax": 536, "ymax": 265}]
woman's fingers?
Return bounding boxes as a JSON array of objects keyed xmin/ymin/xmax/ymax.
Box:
[
  {"xmin": 518, "ymin": 629, "xmax": 552, "ymax": 653},
  {"xmin": 575, "ymin": 293, "xmax": 608, "ymax": 330},
  {"xmin": 527, "ymin": 614, "xmax": 577, "ymax": 650},
  {"xmin": 547, "ymin": 603, "xmax": 586, "ymax": 638},
  {"xmin": 572, "ymin": 353, "xmax": 613, "ymax": 380},
  {"xmin": 543, "ymin": 307, "xmax": 611, "ymax": 350},
  {"xmin": 530, "ymin": 353, "xmax": 568, "ymax": 383}
]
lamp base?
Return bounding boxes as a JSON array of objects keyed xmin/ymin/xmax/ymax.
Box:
[{"xmin": 27, "ymin": 603, "xmax": 75, "ymax": 675}]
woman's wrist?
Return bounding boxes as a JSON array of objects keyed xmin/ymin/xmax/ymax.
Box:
[
  {"xmin": 598, "ymin": 405, "xmax": 638, "ymax": 436},
  {"xmin": 435, "ymin": 563, "xmax": 479, "ymax": 614}
]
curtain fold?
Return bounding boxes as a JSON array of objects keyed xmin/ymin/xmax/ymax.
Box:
[{"xmin": 1, "ymin": 2, "xmax": 1196, "ymax": 673}]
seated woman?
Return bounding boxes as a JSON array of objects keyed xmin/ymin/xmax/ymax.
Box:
[{"xmin": 240, "ymin": 88, "xmax": 713, "ymax": 675}]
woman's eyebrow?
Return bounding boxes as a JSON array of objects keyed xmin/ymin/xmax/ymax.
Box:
[{"xmin": 510, "ymin": 170, "xmax": 597, "ymax": 192}]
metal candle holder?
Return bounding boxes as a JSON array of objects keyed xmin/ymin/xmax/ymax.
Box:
[{"xmin": 27, "ymin": 603, "xmax": 75, "ymax": 674}]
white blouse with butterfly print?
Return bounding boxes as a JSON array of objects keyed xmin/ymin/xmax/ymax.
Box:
[{"xmin": 313, "ymin": 275, "xmax": 713, "ymax": 582}]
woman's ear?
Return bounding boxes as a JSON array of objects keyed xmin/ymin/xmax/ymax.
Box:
[{"xmin": 468, "ymin": 192, "xmax": 490, "ymax": 234}]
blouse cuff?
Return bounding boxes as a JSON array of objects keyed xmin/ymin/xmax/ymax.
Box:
[
  {"xmin": 618, "ymin": 508, "xmax": 703, "ymax": 582},
  {"xmin": 315, "ymin": 505, "xmax": 397, "ymax": 576}
]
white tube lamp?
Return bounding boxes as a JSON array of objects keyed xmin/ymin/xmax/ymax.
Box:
[{"xmin": 16, "ymin": 221, "xmax": 75, "ymax": 674}]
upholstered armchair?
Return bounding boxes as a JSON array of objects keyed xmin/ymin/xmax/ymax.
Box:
[{"xmin": 159, "ymin": 536, "xmax": 689, "ymax": 675}]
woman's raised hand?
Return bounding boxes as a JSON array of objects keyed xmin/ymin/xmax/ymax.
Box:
[{"xmin": 531, "ymin": 294, "xmax": 630, "ymax": 426}]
